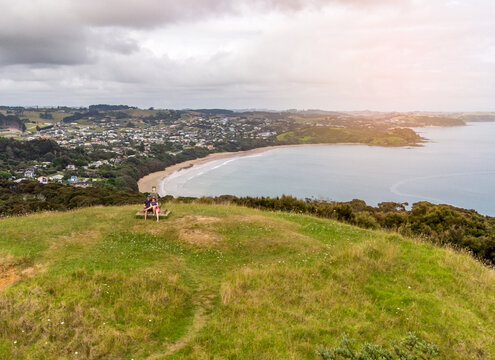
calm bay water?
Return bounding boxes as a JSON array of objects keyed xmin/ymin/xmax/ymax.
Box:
[{"xmin": 161, "ymin": 122, "xmax": 495, "ymax": 215}]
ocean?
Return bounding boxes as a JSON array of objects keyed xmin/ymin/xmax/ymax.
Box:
[{"xmin": 160, "ymin": 122, "xmax": 495, "ymax": 216}]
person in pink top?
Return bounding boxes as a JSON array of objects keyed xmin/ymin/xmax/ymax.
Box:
[{"xmin": 151, "ymin": 197, "xmax": 160, "ymax": 222}]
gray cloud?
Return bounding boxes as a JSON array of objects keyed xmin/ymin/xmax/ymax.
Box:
[
  {"xmin": 0, "ymin": 28, "xmax": 87, "ymax": 66},
  {"xmin": 0, "ymin": 0, "xmax": 302, "ymax": 66},
  {"xmin": 71, "ymin": 0, "xmax": 384, "ymax": 28},
  {"xmin": 0, "ymin": 0, "xmax": 494, "ymax": 110},
  {"xmin": 0, "ymin": 0, "xmax": 404, "ymax": 66}
]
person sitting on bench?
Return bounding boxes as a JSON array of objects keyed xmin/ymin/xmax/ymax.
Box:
[
  {"xmin": 151, "ymin": 197, "xmax": 160, "ymax": 222},
  {"xmin": 144, "ymin": 194, "xmax": 153, "ymax": 220}
]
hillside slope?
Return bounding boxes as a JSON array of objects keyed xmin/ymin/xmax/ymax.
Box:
[{"xmin": 0, "ymin": 204, "xmax": 494, "ymax": 359}]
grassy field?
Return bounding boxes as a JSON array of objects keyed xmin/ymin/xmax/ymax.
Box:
[
  {"xmin": 0, "ymin": 110, "xmax": 70, "ymax": 136},
  {"xmin": 21, "ymin": 111, "xmax": 68, "ymax": 124},
  {"xmin": 0, "ymin": 204, "xmax": 494, "ymax": 359}
]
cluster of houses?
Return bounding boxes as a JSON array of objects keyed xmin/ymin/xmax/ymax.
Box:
[
  {"xmin": 12, "ymin": 164, "xmax": 95, "ymax": 188},
  {"xmin": 8, "ymin": 110, "xmax": 289, "ymax": 187},
  {"xmin": 23, "ymin": 112, "xmax": 282, "ymax": 157}
]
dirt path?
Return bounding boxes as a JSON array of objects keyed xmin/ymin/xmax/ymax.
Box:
[{"xmin": 148, "ymin": 292, "xmax": 215, "ymax": 359}]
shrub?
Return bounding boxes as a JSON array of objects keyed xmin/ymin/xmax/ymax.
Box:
[
  {"xmin": 334, "ymin": 204, "xmax": 355, "ymax": 222},
  {"xmin": 353, "ymin": 212, "xmax": 379, "ymax": 229},
  {"xmin": 316, "ymin": 332, "xmax": 439, "ymax": 360}
]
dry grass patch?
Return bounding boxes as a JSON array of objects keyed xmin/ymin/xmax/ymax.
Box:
[
  {"xmin": 173, "ymin": 215, "xmax": 222, "ymax": 225},
  {"xmin": 48, "ymin": 230, "xmax": 101, "ymax": 250},
  {"xmin": 178, "ymin": 228, "xmax": 222, "ymax": 247},
  {"xmin": 170, "ymin": 215, "xmax": 224, "ymax": 247},
  {"xmin": 0, "ymin": 265, "xmax": 19, "ymax": 291},
  {"xmin": 0, "ymin": 255, "xmax": 37, "ymax": 291}
]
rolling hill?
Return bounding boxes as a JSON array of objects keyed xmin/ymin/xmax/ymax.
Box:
[{"xmin": 0, "ymin": 204, "xmax": 494, "ymax": 359}]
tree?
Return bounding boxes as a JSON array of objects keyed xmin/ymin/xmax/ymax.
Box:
[{"xmin": 0, "ymin": 170, "xmax": 11, "ymax": 179}]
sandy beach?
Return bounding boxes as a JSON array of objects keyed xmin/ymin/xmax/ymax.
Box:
[{"xmin": 137, "ymin": 144, "xmax": 336, "ymax": 194}]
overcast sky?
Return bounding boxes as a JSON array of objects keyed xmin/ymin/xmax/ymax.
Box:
[{"xmin": 0, "ymin": 0, "xmax": 494, "ymax": 110}]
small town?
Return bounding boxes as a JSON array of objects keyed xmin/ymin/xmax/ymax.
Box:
[
  {"xmin": 1, "ymin": 105, "xmax": 492, "ymax": 188},
  {"xmin": 1, "ymin": 106, "xmax": 292, "ymax": 186}
]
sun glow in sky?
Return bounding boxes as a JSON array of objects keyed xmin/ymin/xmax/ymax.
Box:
[{"xmin": 0, "ymin": 0, "xmax": 494, "ymax": 110}]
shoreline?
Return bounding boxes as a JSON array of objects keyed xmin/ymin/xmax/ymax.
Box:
[{"xmin": 138, "ymin": 143, "xmax": 361, "ymax": 194}]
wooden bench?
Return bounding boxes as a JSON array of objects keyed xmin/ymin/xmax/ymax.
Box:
[{"xmin": 135, "ymin": 209, "xmax": 172, "ymax": 218}]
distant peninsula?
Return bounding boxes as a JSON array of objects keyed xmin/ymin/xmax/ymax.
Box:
[{"xmin": 276, "ymin": 126, "xmax": 424, "ymax": 147}]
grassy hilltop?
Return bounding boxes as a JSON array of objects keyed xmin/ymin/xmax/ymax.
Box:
[{"xmin": 0, "ymin": 204, "xmax": 494, "ymax": 359}]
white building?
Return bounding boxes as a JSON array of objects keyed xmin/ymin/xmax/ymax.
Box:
[{"xmin": 37, "ymin": 176, "xmax": 48, "ymax": 184}]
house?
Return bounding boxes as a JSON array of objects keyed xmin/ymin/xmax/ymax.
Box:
[
  {"xmin": 50, "ymin": 174, "xmax": 64, "ymax": 183},
  {"xmin": 24, "ymin": 169, "xmax": 35, "ymax": 178},
  {"xmin": 68, "ymin": 176, "xmax": 78, "ymax": 183},
  {"xmin": 66, "ymin": 164, "xmax": 76, "ymax": 171},
  {"xmin": 37, "ymin": 176, "xmax": 49, "ymax": 184},
  {"xmin": 73, "ymin": 182, "xmax": 92, "ymax": 188},
  {"xmin": 89, "ymin": 161, "xmax": 103, "ymax": 168}
]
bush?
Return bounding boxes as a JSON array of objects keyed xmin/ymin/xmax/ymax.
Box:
[
  {"xmin": 334, "ymin": 204, "xmax": 355, "ymax": 222},
  {"xmin": 316, "ymin": 332, "xmax": 439, "ymax": 360},
  {"xmin": 353, "ymin": 212, "xmax": 379, "ymax": 229}
]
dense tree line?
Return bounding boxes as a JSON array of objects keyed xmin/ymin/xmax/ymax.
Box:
[
  {"xmin": 172, "ymin": 195, "xmax": 495, "ymax": 264},
  {"xmin": 88, "ymin": 104, "xmax": 137, "ymax": 111},
  {"xmin": 0, "ymin": 113, "xmax": 26, "ymax": 132},
  {"xmin": 63, "ymin": 110, "xmax": 102, "ymax": 123},
  {"xmin": 192, "ymin": 109, "xmax": 235, "ymax": 116},
  {"xmin": 0, "ymin": 138, "xmax": 90, "ymax": 173},
  {"xmin": 0, "ymin": 180, "xmax": 142, "ymax": 216}
]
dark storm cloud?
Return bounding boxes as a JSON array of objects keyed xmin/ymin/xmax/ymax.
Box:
[{"xmin": 0, "ymin": 29, "xmax": 88, "ymax": 66}]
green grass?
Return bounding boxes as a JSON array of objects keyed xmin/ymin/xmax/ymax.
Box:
[
  {"xmin": 0, "ymin": 204, "xmax": 494, "ymax": 359},
  {"xmin": 277, "ymin": 127, "xmax": 421, "ymax": 146}
]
